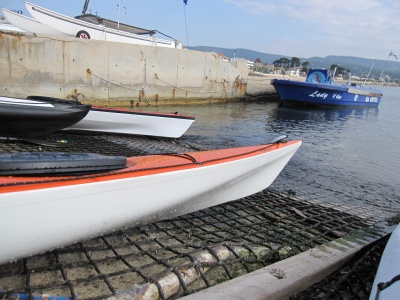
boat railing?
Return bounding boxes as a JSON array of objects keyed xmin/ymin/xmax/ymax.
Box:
[{"xmin": 75, "ymin": 14, "xmax": 157, "ymax": 36}]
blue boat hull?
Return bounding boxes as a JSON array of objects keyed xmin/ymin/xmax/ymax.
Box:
[{"xmin": 271, "ymin": 79, "xmax": 382, "ymax": 107}]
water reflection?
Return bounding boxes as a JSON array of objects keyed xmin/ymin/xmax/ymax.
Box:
[
  {"xmin": 276, "ymin": 105, "xmax": 379, "ymax": 122},
  {"xmin": 269, "ymin": 101, "xmax": 398, "ymax": 213},
  {"xmin": 144, "ymin": 101, "xmax": 283, "ymax": 148},
  {"xmin": 131, "ymin": 96, "xmax": 400, "ymax": 213}
]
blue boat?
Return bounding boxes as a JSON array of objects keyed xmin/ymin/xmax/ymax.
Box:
[{"xmin": 271, "ymin": 69, "xmax": 383, "ymax": 107}]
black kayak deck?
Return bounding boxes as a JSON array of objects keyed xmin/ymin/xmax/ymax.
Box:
[{"xmin": 0, "ymin": 152, "xmax": 127, "ymax": 175}]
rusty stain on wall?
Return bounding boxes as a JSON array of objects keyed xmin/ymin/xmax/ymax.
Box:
[
  {"xmin": 139, "ymin": 89, "xmax": 145, "ymax": 103},
  {"xmin": 67, "ymin": 88, "xmax": 85, "ymax": 101}
]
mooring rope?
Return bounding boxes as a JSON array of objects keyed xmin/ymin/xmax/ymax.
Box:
[
  {"xmin": 87, "ymin": 69, "xmax": 239, "ymax": 94},
  {"xmin": 87, "ymin": 68, "xmax": 146, "ymax": 91},
  {"xmin": 154, "ymin": 74, "xmax": 236, "ymax": 94}
]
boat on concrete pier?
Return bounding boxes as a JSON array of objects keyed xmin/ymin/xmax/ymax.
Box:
[
  {"xmin": 0, "ymin": 29, "xmax": 249, "ymax": 106},
  {"xmin": 24, "ymin": 1, "xmax": 182, "ymax": 49}
]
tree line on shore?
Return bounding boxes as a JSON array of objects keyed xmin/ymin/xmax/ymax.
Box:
[{"xmin": 254, "ymin": 57, "xmax": 351, "ymax": 78}]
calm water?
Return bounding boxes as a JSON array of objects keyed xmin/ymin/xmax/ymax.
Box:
[{"xmin": 143, "ymin": 86, "xmax": 400, "ymax": 215}]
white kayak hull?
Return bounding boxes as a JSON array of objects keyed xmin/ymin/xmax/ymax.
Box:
[
  {"xmin": 66, "ymin": 107, "xmax": 195, "ymax": 138},
  {"xmin": 0, "ymin": 140, "xmax": 301, "ymax": 264}
]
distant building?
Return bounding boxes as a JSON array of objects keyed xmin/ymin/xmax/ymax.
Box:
[
  {"xmin": 246, "ymin": 60, "xmax": 254, "ymax": 70},
  {"xmin": 230, "ymin": 58, "xmax": 253, "ymax": 69}
]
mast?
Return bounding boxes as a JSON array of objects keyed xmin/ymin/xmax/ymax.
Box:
[
  {"xmin": 117, "ymin": 0, "xmax": 120, "ymax": 29},
  {"xmin": 379, "ymin": 50, "xmax": 398, "ymax": 82},
  {"xmin": 364, "ymin": 59, "xmax": 376, "ymax": 85},
  {"xmin": 81, "ymin": 0, "xmax": 90, "ymax": 15},
  {"xmin": 379, "ymin": 54, "xmax": 390, "ymax": 81}
]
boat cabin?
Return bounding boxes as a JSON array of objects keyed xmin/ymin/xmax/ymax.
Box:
[{"xmin": 305, "ymin": 69, "xmax": 332, "ymax": 84}]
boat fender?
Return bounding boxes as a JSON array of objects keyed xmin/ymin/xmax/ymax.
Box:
[{"xmin": 76, "ymin": 30, "xmax": 91, "ymax": 39}]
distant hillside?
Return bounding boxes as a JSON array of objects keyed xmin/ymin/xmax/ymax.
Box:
[
  {"xmin": 187, "ymin": 46, "xmax": 284, "ymax": 66},
  {"xmin": 188, "ymin": 46, "xmax": 400, "ymax": 80}
]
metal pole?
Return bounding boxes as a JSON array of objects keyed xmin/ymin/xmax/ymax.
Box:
[
  {"xmin": 117, "ymin": 0, "xmax": 120, "ymax": 29},
  {"xmin": 81, "ymin": 0, "xmax": 90, "ymax": 15},
  {"xmin": 364, "ymin": 59, "xmax": 376, "ymax": 85}
]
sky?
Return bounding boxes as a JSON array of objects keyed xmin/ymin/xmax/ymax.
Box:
[{"xmin": 1, "ymin": 0, "xmax": 399, "ymax": 61}]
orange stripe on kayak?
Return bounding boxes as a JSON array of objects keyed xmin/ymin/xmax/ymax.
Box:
[{"xmin": 0, "ymin": 140, "xmax": 300, "ymax": 194}]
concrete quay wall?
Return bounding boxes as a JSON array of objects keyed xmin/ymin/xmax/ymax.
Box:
[
  {"xmin": 0, "ymin": 30, "xmax": 253, "ymax": 106},
  {"xmin": 246, "ymin": 73, "xmax": 306, "ymax": 99}
]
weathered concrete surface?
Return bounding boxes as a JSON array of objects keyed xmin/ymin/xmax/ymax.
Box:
[
  {"xmin": 181, "ymin": 221, "xmax": 395, "ymax": 300},
  {"xmin": 0, "ymin": 30, "xmax": 250, "ymax": 106},
  {"xmin": 246, "ymin": 75, "xmax": 276, "ymax": 98},
  {"xmin": 246, "ymin": 73, "xmax": 306, "ymax": 99}
]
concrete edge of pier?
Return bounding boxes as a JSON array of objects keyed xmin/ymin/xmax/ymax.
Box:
[{"xmin": 180, "ymin": 221, "xmax": 395, "ymax": 300}]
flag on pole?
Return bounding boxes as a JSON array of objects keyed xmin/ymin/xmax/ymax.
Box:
[
  {"xmin": 183, "ymin": 0, "xmax": 188, "ymax": 4},
  {"xmin": 389, "ymin": 50, "xmax": 398, "ymax": 60}
]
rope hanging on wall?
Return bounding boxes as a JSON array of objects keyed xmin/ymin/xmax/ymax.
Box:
[{"xmin": 88, "ymin": 70, "xmax": 239, "ymax": 94}]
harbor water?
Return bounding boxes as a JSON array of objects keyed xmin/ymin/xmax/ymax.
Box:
[
  {"xmin": 143, "ymin": 85, "xmax": 400, "ymax": 216},
  {"xmin": 1, "ymin": 86, "xmax": 398, "ymax": 300}
]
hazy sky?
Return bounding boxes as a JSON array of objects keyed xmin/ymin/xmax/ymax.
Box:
[{"xmin": 2, "ymin": 0, "xmax": 399, "ymax": 61}]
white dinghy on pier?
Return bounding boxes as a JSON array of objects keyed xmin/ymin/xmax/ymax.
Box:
[{"xmin": 24, "ymin": 0, "xmax": 183, "ymax": 48}]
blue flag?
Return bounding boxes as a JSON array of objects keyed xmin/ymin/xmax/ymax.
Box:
[{"xmin": 184, "ymin": 0, "xmax": 188, "ymax": 5}]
